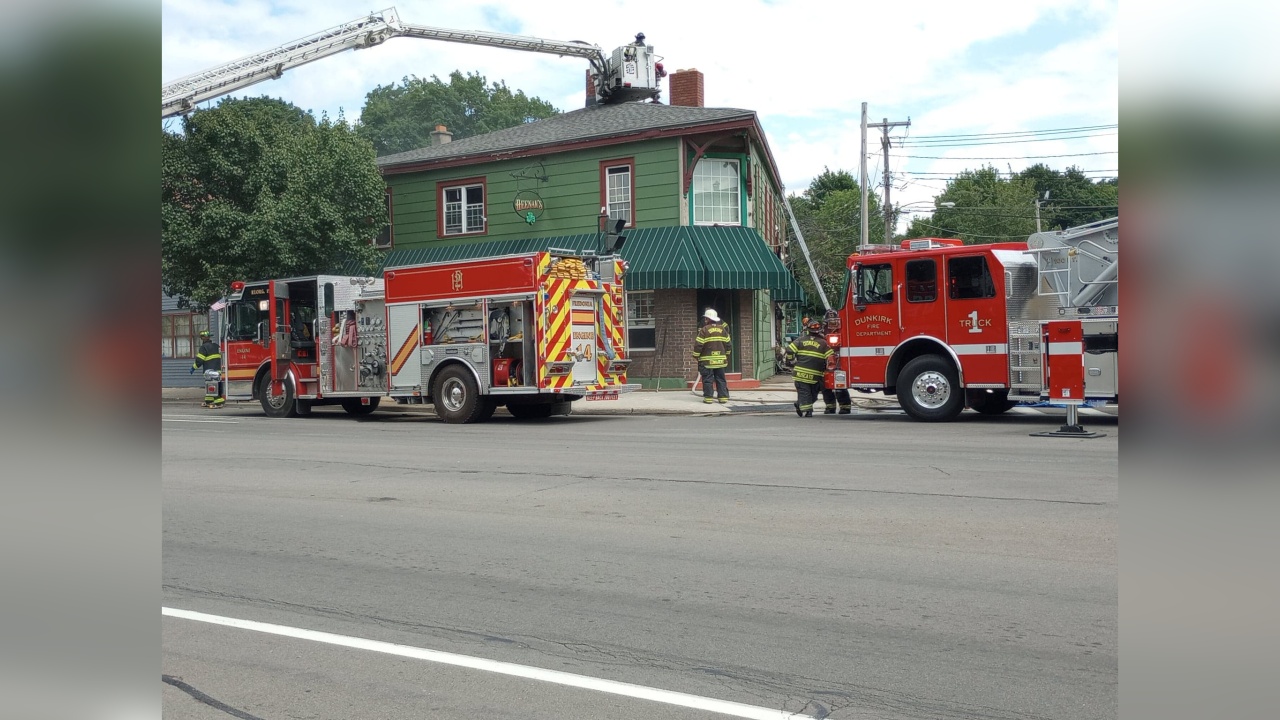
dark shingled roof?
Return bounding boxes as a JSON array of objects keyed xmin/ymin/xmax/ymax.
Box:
[{"xmin": 376, "ymin": 102, "xmax": 757, "ymax": 169}]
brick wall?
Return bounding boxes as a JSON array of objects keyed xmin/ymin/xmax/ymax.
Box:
[
  {"xmin": 628, "ymin": 289, "xmax": 697, "ymax": 384},
  {"xmin": 733, "ymin": 290, "xmax": 754, "ymax": 377},
  {"xmin": 628, "ymin": 289, "xmax": 765, "ymax": 384}
]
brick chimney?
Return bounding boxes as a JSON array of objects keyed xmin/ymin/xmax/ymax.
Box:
[
  {"xmin": 668, "ymin": 68, "xmax": 704, "ymax": 108},
  {"xmin": 430, "ymin": 124, "xmax": 452, "ymax": 145}
]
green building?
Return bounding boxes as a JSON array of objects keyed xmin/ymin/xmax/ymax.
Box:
[{"xmin": 374, "ymin": 69, "xmax": 803, "ymax": 389}]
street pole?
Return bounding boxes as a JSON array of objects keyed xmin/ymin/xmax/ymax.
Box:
[
  {"xmin": 1035, "ymin": 190, "xmax": 1050, "ymax": 233},
  {"xmin": 867, "ymin": 116, "xmax": 911, "ymax": 244},
  {"xmin": 859, "ymin": 103, "xmax": 868, "ymax": 251}
]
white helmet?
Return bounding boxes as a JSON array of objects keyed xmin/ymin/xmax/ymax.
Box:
[{"xmin": 703, "ymin": 308, "xmax": 720, "ymax": 322}]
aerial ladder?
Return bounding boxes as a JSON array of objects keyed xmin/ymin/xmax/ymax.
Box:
[{"xmin": 162, "ymin": 6, "xmax": 663, "ymax": 118}]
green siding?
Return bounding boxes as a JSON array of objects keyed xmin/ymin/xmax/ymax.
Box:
[{"xmin": 385, "ymin": 139, "xmax": 680, "ymax": 248}]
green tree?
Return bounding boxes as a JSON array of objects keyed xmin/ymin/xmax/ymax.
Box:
[
  {"xmin": 904, "ymin": 164, "xmax": 1119, "ymax": 242},
  {"xmin": 358, "ymin": 71, "xmax": 560, "ymax": 156},
  {"xmin": 1016, "ymin": 163, "xmax": 1119, "ymax": 230},
  {"xmin": 786, "ymin": 168, "xmax": 882, "ymax": 314},
  {"xmin": 162, "ymin": 97, "xmax": 386, "ymax": 307},
  {"xmin": 904, "ymin": 165, "xmax": 1037, "ymax": 243}
]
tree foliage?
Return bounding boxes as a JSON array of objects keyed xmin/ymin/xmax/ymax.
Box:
[
  {"xmin": 162, "ymin": 97, "xmax": 386, "ymax": 307},
  {"xmin": 786, "ymin": 167, "xmax": 883, "ymax": 314},
  {"xmin": 904, "ymin": 164, "xmax": 1118, "ymax": 243},
  {"xmin": 358, "ymin": 71, "xmax": 560, "ymax": 156}
]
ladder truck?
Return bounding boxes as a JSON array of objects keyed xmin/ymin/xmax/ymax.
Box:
[
  {"xmin": 162, "ymin": 6, "xmax": 664, "ymax": 118},
  {"xmin": 826, "ymin": 218, "xmax": 1119, "ymax": 422}
]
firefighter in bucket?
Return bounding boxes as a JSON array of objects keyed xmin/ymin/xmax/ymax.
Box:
[{"xmin": 191, "ymin": 330, "xmax": 224, "ymax": 408}]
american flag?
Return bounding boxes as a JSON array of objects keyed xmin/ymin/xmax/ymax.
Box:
[{"xmin": 209, "ymin": 298, "xmax": 226, "ymax": 312}]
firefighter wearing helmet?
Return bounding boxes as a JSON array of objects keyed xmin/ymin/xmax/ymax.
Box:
[
  {"xmin": 784, "ymin": 319, "xmax": 833, "ymax": 417},
  {"xmin": 692, "ymin": 307, "xmax": 732, "ymax": 404},
  {"xmin": 191, "ymin": 329, "xmax": 224, "ymax": 408}
]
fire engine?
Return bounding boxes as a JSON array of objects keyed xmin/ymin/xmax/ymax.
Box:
[
  {"xmin": 219, "ymin": 250, "xmax": 636, "ymax": 423},
  {"xmin": 827, "ymin": 218, "xmax": 1119, "ymax": 422}
]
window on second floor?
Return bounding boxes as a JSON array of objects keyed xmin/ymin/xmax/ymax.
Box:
[
  {"xmin": 438, "ymin": 179, "xmax": 486, "ymax": 236},
  {"xmin": 601, "ymin": 159, "xmax": 635, "ymax": 228},
  {"xmin": 692, "ymin": 158, "xmax": 741, "ymax": 226}
]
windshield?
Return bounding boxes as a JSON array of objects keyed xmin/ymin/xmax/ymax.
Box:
[{"xmin": 226, "ymin": 300, "xmax": 267, "ymax": 341}]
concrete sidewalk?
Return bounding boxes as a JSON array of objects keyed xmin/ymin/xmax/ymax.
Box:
[{"xmin": 161, "ymin": 376, "xmax": 898, "ymax": 416}]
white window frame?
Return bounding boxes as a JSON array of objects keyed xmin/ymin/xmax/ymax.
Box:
[
  {"xmin": 606, "ymin": 165, "xmax": 632, "ymax": 227},
  {"xmin": 626, "ymin": 290, "xmax": 656, "ymax": 351},
  {"xmin": 692, "ymin": 158, "xmax": 741, "ymax": 226},
  {"xmin": 442, "ymin": 182, "xmax": 485, "ymax": 236}
]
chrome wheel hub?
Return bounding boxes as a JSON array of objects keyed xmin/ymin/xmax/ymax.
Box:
[{"xmin": 911, "ymin": 371, "xmax": 951, "ymax": 409}]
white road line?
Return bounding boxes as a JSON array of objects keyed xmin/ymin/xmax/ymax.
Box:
[
  {"xmin": 162, "ymin": 418, "xmax": 239, "ymax": 424},
  {"xmin": 162, "ymin": 607, "xmax": 815, "ymax": 720}
]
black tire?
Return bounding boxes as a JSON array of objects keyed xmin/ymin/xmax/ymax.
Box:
[
  {"xmin": 341, "ymin": 397, "xmax": 381, "ymax": 416},
  {"xmin": 897, "ymin": 355, "xmax": 964, "ymax": 422},
  {"xmin": 967, "ymin": 389, "xmax": 1015, "ymax": 415},
  {"xmin": 258, "ymin": 373, "xmax": 298, "ymax": 418},
  {"xmin": 507, "ymin": 402, "xmax": 554, "ymax": 420},
  {"xmin": 548, "ymin": 401, "xmax": 573, "ymax": 417},
  {"xmin": 431, "ymin": 365, "xmax": 485, "ymax": 424},
  {"xmin": 476, "ymin": 398, "xmax": 499, "ymax": 422}
]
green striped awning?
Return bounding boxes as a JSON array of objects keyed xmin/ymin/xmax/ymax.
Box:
[
  {"xmin": 614, "ymin": 226, "xmax": 703, "ymax": 290},
  {"xmin": 372, "ymin": 225, "xmax": 801, "ymax": 300},
  {"xmin": 687, "ymin": 226, "xmax": 795, "ymax": 290}
]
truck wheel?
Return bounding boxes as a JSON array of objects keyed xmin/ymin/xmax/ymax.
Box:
[
  {"xmin": 549, "ymin": 401, "xmax": 573, "ymax": 417},
  {"xmin": 967, "ymin": 389, "xmax": 1014, "ymax": 415},
  {"xmin": 898, "ymin": 355, "xmax": 963, "ymax": 422},
  {"xmin": 258, "ymin": 374, "xmax": 298, "ymax": 419},
  {"xmin": 507, "ymin": 403, "xmax": 554, "ymax": 420},
  {"xmin": 475, "ymin": 398, "xmax": 499, "ymax": 422},
  {"xmin": 432, "ymin": 365, "xmax": 484, "ymax": 424},
  {"xmin": 341, "ymin": 397, "xmax": 380, "ymax": 416}
]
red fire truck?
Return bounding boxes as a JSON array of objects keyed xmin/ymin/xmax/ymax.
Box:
[
  {"xmin": 219, "ymin": 250, "xmax": 636, "ymax": 423},
  {"xmin": 828, "ymin": 218, "xmax": 1119, "ymax": 422}
]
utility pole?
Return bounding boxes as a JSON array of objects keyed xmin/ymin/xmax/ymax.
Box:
[
  {"xmin": 1035, "ymin": 190, "xmax": 1050, "ymax": 233},
  {"xmin": 867, "ymin": 116, "xmax": 911, "ymax": 244}
]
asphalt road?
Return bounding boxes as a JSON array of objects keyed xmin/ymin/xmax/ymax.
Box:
[{"xmin": 162, "ymin": 405, "xmax": 1118, "ymax": 720}]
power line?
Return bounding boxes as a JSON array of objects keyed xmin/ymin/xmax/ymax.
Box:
[
  {"xmin": 901, "ymin": 132, "xmax": 1117, "ymax": 148},
  {"xmin": 892, "ymin": 150, "xmax": 1118, "ymax": 160},
  {"xmin": 906, "ymin": 124, "xmax": 1117, "ymax": 140},
  {"xmin": 907, "ymin": 220, "xmax": 1029, "ymax": 240},
  {"xmin": 902, "ymin": 169, "xmax": 1118, "ymax": 176}
]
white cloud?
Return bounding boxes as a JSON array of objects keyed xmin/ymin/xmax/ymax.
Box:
[{"xmin": 162, "ymin": 0, "xmax": 1118, "ymax": 215}]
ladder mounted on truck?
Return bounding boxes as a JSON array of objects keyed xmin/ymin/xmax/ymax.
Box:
[
  {"xmin": 162, "ymin": 7, "xmax": 662, "ymax": 118},
  {"xmin": 1024, "ymin": 217, "xmax": 1119, "ymax": 314}
]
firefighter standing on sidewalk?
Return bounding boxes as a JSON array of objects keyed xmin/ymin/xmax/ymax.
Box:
[
  {"xmin": 785, "ymin": 320, "xmax": 832, "ymax": 417},
  {"xmin": 191, "ymin": 330, "xmax": 224, "ymax": 408},
  {"xmin": 692, "ymin": 308, "xmax": 732, "ymax": 404}
]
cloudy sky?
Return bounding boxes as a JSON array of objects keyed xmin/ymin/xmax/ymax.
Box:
[{"xmin": 161, "ymin": 0, "xmax": 1117, "ymax": 229}]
